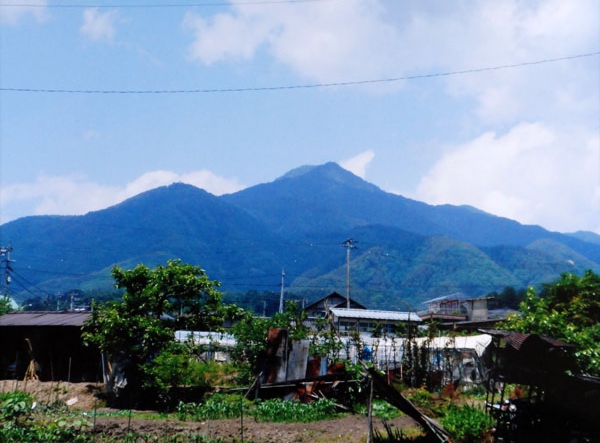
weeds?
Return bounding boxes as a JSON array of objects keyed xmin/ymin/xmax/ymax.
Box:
[
  {"xmin": 251, "ymin": 398, "xmax": 339, "ymax": 423},
  {"xmin": 440, "ymin": 403, "xmax": 491, "ymax": 443}
]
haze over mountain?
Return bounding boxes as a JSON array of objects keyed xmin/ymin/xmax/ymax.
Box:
[{"xmin": 1, "ymin": 163, "xmax": 599, "ymax": 311}]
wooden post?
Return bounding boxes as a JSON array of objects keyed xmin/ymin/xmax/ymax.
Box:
[
  {"xmin": 240, "ymin": 393, "xmax": 244, "ymax": 443},
  {"xmin": 367, "ymin": 376, "xmax": 374, "ymax": 443}
]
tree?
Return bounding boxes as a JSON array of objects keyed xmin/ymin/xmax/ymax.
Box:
[
  {"xmin": 502, "ymin": 270, "xmax": 600, "ymax": 376},
  {"xmin": 487, "ymin": 286, "xmax": 527, "ymax": 310},
  {"xmin": 230, "ymin": 300, "xmax": 310, "ymax": 383},
  {"xmin": 0, "ymin": 297, "xmax": 11, "ymax": 316},
  {"xmin": 82, "ymin": 260, "xmax": 231, "ymax": 404}
]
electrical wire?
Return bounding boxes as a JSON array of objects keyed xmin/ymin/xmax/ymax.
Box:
[
  {"xmin": 2, "ymin": 52, "xmax": 597, "ymax": 94},
  {"xmin": 1, "ymin": 0, "xmax": 338, "ymax": 8}
]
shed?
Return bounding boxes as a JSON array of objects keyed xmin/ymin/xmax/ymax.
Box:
[{"xmin": 0, "ymin": 311, "xmax": 99, "ymax": 382}]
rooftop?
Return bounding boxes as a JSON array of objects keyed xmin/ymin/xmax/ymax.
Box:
[
  {"xmin": 329, "ymin": 308, "xmax": 422, "ymax": 322},
  {"xmin": 0, "ymin": 311, "xmax": 91, "ymax": 327}
]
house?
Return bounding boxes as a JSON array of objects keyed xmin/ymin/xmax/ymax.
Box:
[
  {"xmin": 304, "ymin": 291, "xmax": 367, "ymax": 318},
  {"xmin": 328, "ymin": 308, "xmax": 421, "ymax": 337},
  {"xmin": 0, "ymin": 311, "xmax": 99, "ymax": 382},
  {"xmin": 418, "ymin": 293, "xmax": 500, "ymax": 331}
]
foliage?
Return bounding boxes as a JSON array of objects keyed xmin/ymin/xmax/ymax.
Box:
[
  {"xmin": 440, "ymin": 404, "xmax": 492, "ymax": 443},
  {"xmin": 502, "ymin": 270, "xmax": 600, "ymax": 375},
  {"xmin": 0, "ymin": 296, "xmax": 12, "ymax": 315},
  {"xmin": 0, "ymin": 392, "xmax": 91, "ymax": 442},
  {"xmin": 487, "ymin": 286, "xmax": 527, "ymax": 310},
  {"xmin": 142, "ymin": 342, "xmax": 213, "ymax": 407},
  {"xmin": 176, "ymin": 394, "xmax": 251, "ymax": 421},
  {"xmin": 355, "ymin": 399, "xmax": 403, "ymax": 420},
  {"xmin": 309, "ymin": 316, "xmax": 345, "ymax": 360},
  {"xmin": 230, "ymin": 300, "xmax": 311, "ymax": 381},
  {"xmin": 82, "ymin": 260, "xmax": 236, "ymax": 401},
  {"xmin": 229, "ymin": 311, "xmax": 272, "ymax": 382},
  {"xmin": 0, "ymin": 391, "xmax": 34, "ymax": 422},
  {"xmin": 251, "ymin": 398, "xmax": 339, "ymax": 423},
  {"xmin": 176, "ymin": 396, "xmax": 339, "ymax": 423}
]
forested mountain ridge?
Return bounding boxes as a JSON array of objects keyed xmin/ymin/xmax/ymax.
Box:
[{"xmin": 1, "ymin": 162, "xmax": 599, "ymax": 310}]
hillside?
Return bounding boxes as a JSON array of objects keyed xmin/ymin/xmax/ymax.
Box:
[{"xmin": 1, "ymin": 163, "xmax": 599, "ymax": 310}]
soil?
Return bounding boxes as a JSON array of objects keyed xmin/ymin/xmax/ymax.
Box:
[{"xmin": 0, "ymin": 380, "xmax": 424, "ymax": 443}]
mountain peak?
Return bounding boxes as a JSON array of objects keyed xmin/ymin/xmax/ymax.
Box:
[{"xmin": 277, "ymin": 162, "xmax": 380, "ymax": 192}]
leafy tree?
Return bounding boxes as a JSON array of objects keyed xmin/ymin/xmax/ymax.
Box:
[
  {"xmin": 0, "ymin": 297, "xmax": 11, "ymax": 316},
  {"xmin": 82, "ymin": 260, "xmax": 232, "ymax": 402},
  {"xmin": 502, "ymin": 270, "xmax": 600, "ymax": 376},
  {"xmin": 487, "ymin": 286, "xmax": 527, "ymax": 310},
  {"xmin": 230, "ymin": 300, "xmax": 310, "ymax": 383}
]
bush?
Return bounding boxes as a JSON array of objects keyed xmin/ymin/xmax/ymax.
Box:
[
  {"xmin": 440, "ymin": 403, "xmax": 492, "ymax": 443},
  {"xmin": 356, "ymin": 399, "xmax": 403, "ymax": 420},
  {"xmin": 252, "ymin": 398, "xmax": 338, "ymax": 423},
  {"xmin": 0, "ymin": 391, "xmax": 34, "ymax": 422},
  {"xmin": 176, "ymin": 393, "xmax": 251, "ymax": 421}
]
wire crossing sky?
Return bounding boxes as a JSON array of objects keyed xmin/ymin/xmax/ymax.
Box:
[
  {"xmin": 1, "ymin": 0, "xmax": 599, "ymax": 235},
  {"xmin": 3, "ymin": 52, "xmax": 598, "ymax": 93}
]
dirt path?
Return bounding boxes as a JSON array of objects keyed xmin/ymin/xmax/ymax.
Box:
[
  {"xmin": 93, "ymin": 414, "xmax": 422, "ymax": 443},
  {"xmin": 0, "ymin": 380, "xmax": 424, "ymax": 443}
]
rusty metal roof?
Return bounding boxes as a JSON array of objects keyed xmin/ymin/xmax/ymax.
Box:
[
  {"xmin": 0, "ymin": 311, "xmax": 91, "ymax": 327},
  {"xmin": 481, "ymin": 329, "xmax": 575, "ymax": 350}
]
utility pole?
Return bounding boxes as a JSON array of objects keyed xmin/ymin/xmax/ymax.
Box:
[
  {"xmin": 342, "ymin": 238, "xmax": 357, "ymax": 309},
  {"xmin": 1, "ymin": 245, "xmax": 14, "ymax": 299},
  {"xmin": 278, "ymin": 269, "xmax": 285, "ymax": 314}
]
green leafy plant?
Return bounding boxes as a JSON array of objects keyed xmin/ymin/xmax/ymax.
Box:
[
  {"xmin": 356, "ymin": 399, "xmax": 403, "ymax": 420},
  {"xmin": 251, "ymin": 398, "xmax": 338, "ymax": 423},
  {"xmin": 176, "ymin": 394, "xmax": 251, "ymax": 421},
  {"xmin": 0, "ymin": 391, "xmax": 34, "ymax": 422},
  {"xmin": 440, "ymin": 403, "xmax": 492, "ymax": 443}
]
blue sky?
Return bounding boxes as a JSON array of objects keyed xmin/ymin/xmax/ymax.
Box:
[{"xmin": 1, "ymin": 0, "xmax": 599, "ymax": 234}]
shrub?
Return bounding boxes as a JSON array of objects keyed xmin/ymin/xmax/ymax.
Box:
[
  {"xmin": 176, "ymin": 394, "xmax": 251, "ymax": 421},
  {"xmin": 440, "ymin": 403, "xmax": 492, "ymax": 443},
  {"xmin": 0, "ymin": 391, "xmax": 34, "ymax": 422},
  {"xmin": 252, "ymin": 398, "xmax": 338, "ymax": 423}
]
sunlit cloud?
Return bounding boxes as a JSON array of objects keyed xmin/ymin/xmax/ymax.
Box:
[
  {"xmin": 183, "ymin": 0, "xmax": 403, "ymax": 84},
  {"xmin": 414, "ymin": 123, "xmax": 600, "ymax": 234},
  {"xmin": 183, "ymin": 0, "xmax": 598, "ymax": 123},
  {"xmin": 340, "ymin": 150, "xmax": 375, "ymax": 179},
  {"xmin": 0, "ymin": 171, "xmax": 246, "ymax": 224}
]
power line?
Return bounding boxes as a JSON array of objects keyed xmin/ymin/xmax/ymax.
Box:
[
  {"xmin": 2, "ymin": 52, "xmax": 597, "ymax": 94},
  {"xmin": 1, "ymin": 0, "xmax": 338, "ymax": 8}
]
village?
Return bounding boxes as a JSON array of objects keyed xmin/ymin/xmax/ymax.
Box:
[{"xmin": 1, "ymin": 270, "xmax": 599, "ymax": 443}]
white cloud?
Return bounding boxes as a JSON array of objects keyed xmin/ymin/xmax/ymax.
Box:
[
  {"xmin": 0, "ymin": 171, "xmax": 245, "ymax": 224},
  {"xmin": 340, "ymin": 150, "xmax": 375, "ymax": 179},
  {"xmin": 80, "ymin": 8, "xmax": 119, "ymax": 43},
  {"xmin": 0, "ymin": 0, "xmax": 49, "ymax": 25},
  {"xmin": 183, "ymin": 0, "xmax": 404, "ymax": 83},
  {"xmin": 182, "ymin": 0, "xmax": 598, "ymax": 122},
  {"xmin": 414, "ymin": 123, "xmax": 600, "ymax": 234}
]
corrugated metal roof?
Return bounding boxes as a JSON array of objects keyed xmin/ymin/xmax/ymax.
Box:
[
  {"xmin": 481, "ymin": 329, "xmax": 575, "ymax": 350},
  {"xmin": 0, "ymin": 311, "xmax": 91, "ymax": 327},
  {"xmin": 329, "ymin": 308, "xmax": 422, "ymax": 322}
]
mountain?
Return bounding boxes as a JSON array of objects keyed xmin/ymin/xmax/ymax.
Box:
[{"xmin": 1, "ymin": 163, "xmax": 599, "ymax": 310}]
